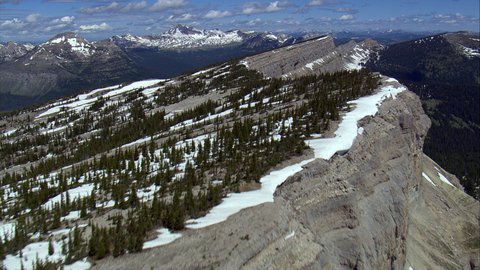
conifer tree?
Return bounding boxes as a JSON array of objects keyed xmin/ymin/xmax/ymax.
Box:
[
  {"xmin": 48, "ymin": 238, "xmax": 54, "ymax": 256},
  {"xmin": 0, "ymin": 235, "xmax": 5, "ymax": 260}
]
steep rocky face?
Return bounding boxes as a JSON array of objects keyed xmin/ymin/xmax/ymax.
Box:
[
  {"xmin": 92, "ymin": 86, "xmax": 478, "ymax": 269},
  {"xmin": 0, "ymin": 41, "xmax": 34, "ymax": 63},
  {"xmin": 241, "ymin": 35, "xmax": 380, "ymax": 78}
]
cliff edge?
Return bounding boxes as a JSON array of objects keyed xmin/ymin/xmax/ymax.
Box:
[{"xmin": 92, "ymin": 85, "xmax": 479, "ymax": 269}]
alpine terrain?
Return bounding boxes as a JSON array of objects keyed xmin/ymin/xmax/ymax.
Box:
[
  {"xmin": 0, "ymin": 33, "xmax": 477, "ymax": 270},
  {"xmin": 0, "ymin": 25, "xmax": 300, "ymax": 112}
]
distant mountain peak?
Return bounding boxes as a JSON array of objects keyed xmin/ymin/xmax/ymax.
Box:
[
  {"xmin": 40, "ymin": 32, "xmax": 96, "ymax": 57},
  {"xmin": 165, "ymin": 24, "xmax": 202, "ymax": 36}
]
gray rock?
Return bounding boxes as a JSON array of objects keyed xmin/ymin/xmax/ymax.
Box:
[{"xmin": 92, "ymin": 89, "xmax": 479, "ymax": 270}]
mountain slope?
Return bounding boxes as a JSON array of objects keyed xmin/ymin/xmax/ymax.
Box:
[
  {"xmin": 366, "ymin": 31, "xmax": 480, "ymax": 198},
  {"xmin": 0, "ymin": 26, "xmax": 300, "ymax": 112},
  {"xmin": 0, "ymin": 32, "xmax": 140, "ymax": 111},
  {"xmin": 241, "ymin": 35, "xmax": 381, "ymax": 78},
  {"xmin": 0, "ymin": 42, "xmax": 34, "ymax": 64}
]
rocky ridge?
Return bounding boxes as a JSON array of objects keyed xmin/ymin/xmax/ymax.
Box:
[
  {"xmin": 92, "ymin": 81, "xmax": 479, "ymax": 270},
  {"xmin": 241, "ymin": 35, "xmax": 381, "ymax": 78}
]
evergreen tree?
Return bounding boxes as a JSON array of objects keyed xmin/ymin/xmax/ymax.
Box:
[
  {"xmin": 0, "ymin": 235, "xmax": 5, "ymax": 260},
  {"xmin": 48, "ymin": 238, "xmax": 54, "ymax": 256}
]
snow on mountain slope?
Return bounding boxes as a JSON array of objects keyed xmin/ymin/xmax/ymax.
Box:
[{"xmin": 112, "ymin": 24, "xmax": 291, "ymax": 50}]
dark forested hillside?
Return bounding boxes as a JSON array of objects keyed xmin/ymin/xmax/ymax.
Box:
[{"xmin": 367, "ymin": 32, "xmax": 480, "ymax": 198}]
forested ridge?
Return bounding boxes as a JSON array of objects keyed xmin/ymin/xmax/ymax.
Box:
[{"xmin": 0, "ymin": 61, "xmax": 379, "ymax": 269}]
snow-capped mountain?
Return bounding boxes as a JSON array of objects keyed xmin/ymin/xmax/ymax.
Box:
[
  {"xmin": 0, "ymin": 41, "xmax": 34, "ymax": 63},
  {"xmin": 111, "ymin": 24, "xmax": 298, "ymax": 50},
  {"xmin": 0, "ymin": 26, "xmax": 301, "ymax": 112},
  {"xmin": 0, "ymin": 32, "xmax": 139, "ymax": 105}
]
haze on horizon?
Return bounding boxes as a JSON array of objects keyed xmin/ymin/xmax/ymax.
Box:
[{"xmin": 0, "ymin": 0, "xmax": 479, "ymax": 42}]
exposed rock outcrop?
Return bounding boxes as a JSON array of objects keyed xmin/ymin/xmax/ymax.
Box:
[
  {"xmin": 241, "ymin": 36, "xmax": 381, "ymax": 78},
  {"xmin": 92, "ymin": 88, "xmax": 478, "ymax": 269}
]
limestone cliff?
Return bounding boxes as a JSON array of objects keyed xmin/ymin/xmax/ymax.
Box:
[
  {"xmin": 241, "ymin": 36, "xmax": 381, "ymax": 78},
  {"xmin": 92, "ymin": 85, "xmax": 479, "ymax": 269}
]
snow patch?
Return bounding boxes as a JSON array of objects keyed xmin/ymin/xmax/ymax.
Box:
[
  {"xmin": 345, "ymin": 45, "xmax": 370, "ymax": 70},
  {"xmin": 0, "ymin": 222, "xmax": 15, "ymax": 241},
  {"xmin": 434, "ymin": 167, "xmax": 455, "ymax": 187},
  {"xmin": 42, "ymin": 183, "xmax": 94, "ymax": 210},
  {"xmin": 422, "ymin": 172, "xmax": 436, "ymax": 186},
  {"xmin": 284, "ymin": 230, "xmax": 295, "ymax": 240},
  {"xmin": 143, "ymin": 228, "xmax": 182, "ymax": 249}
]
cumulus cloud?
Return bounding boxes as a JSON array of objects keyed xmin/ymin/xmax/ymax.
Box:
[
  {"xmin": 243, "ymin": 1, "xmax": 289, "ymax": 15},
  {"xmin": 0, "ymin": 18, "xmax": 26, "ymax": 29},
  {"xmin": 26, "ymin": 13, "xmax": 41, "ymax": 23},
  {"xmin": 79, "ymin": 22, "xmax": 111, "ymax": 32},
  {"xmin": 339, "ymin": 14, "xmax": 354, "ymax": 20},
  {"xmin": 51, "ymin": 16, "xmax": 75, "ymax": 24},
  {"xmin": 150, "ymin": 0, "xmax": 186, "ymax": 12},
  {"xmin": 204, "ymin": 10, "xmax": 232, "ymax": 19}
]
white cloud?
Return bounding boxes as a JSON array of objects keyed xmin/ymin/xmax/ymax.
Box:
[
  {"xmin": 150, "ymin": 0, "xmax": 186, "ymax": 12},
  {"xmin": 0, "ymin": 18, "xmax": 26, "ymax": 30},
  {"xmin": 339, "ymin": 14, "xmax": 354, "ymax": 20},
  {"xmin": 79, "ymin": 22, "xmax": 111, "ymax": 32},
  {"xmin": 243, "ymin": 1, "xmax": 288, "ymax": 14},
  {"xmin": 122, "ymin": 1, "xmax": 147, "ymax": 12},
  {"xmin": 45, "ymin": 23, "xmax": 69, "ymax": 32},
  {"xmin": 265, "ymin": 1, "xmax": 283, "ymax": 12},
  {"xmin": 308, "ymin": 0, "xmax": 324, "ymax": 6},
  {"xmin": 26, "ymin": 13, "xmax": 41, "ymax": 23},
  {"xmin": 247, "ymin": 18, "xmax": 262, "ymax": 26},
  {"xmin": 204, "ymin": 10, "xmax": 232, "ymax": 19},
  {"xmin": 51, "ymin": 16, "xmax": 75, "ymax": 24},
  {"xmin": 81, "ymin": 2, "xmax": 120, "ymax": 14},
  {"xmin": 167, "ymin": 13, "xmax": 195, "ymax": 21}
]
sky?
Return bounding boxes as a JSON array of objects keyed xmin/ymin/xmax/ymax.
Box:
[{"xmin": 0, "ymin": 0, "xmax": 479, "ymax": 42}]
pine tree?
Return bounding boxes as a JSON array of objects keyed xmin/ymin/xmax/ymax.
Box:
[
  {"xmin": 48, "ymin": 238, "xmax": 54, "ymax": 256},
  {"xmin": 0, "ymin": 235, "xmax": 5, "ymax": 260},
  {"xmin": 128, "ymin": 184, "xmax": 139, "ymax": 207}
]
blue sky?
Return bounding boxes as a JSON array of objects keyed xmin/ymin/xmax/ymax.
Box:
[{"xmin": 0, "ymin": 0, "xmax": 478, "ymax": 42}]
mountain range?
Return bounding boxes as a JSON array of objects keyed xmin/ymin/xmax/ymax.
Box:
[{"xmin": 0, "ymin": 25, "xmax": 301, "ymax": 112}]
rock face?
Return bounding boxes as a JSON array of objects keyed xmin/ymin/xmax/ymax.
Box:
[
  {"xmin": 92, "ymin": 87, "xmax": 479, "ymax": 269},
  {"xmin": 0, "ymin": 41, "xmax": 33, "ymax": 63},
  {"xmin": 241, "ymin": 36, "xmax": 381, "ymax": 78}
]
